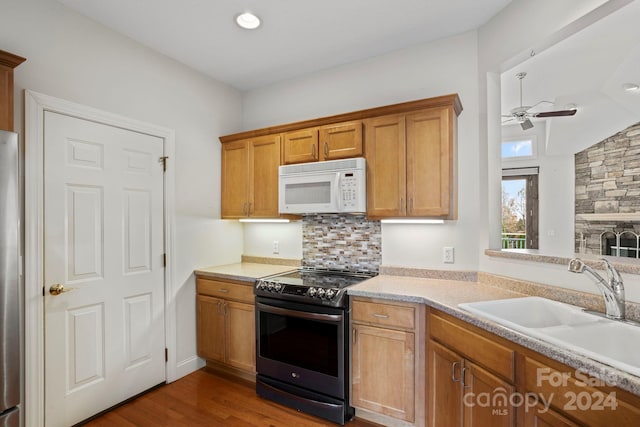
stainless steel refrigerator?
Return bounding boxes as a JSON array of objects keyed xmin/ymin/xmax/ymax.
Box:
[{"xmin": 0, "ymin": 129, "xmax": 20, "ymax": 427}]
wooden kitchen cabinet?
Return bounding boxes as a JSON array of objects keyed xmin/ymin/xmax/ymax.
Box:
[
  {"xmin": 0, "ymin": 50, "xmax": 26, "ymax": 131},
  {"xmin": 282, "ymin": 121, "xmax": 363, "ymax": 164},
  {"xmin": 283, "ymin": 128, "xmax": 319, "ymax": 164},
  {"xmin": 427, "ymin": 309, "xmax": 516, "ymax": 427},
  {"xmin": 519, "ymin": 353, "xmax": 640, "ymax": 427},
  {"xmin": 221, "ymin": 134, "xmax": 281, "ymax": 219},
  {"xmin": 196, "ymin": 277, "xmax": 256, "ymax": 376},
  {"xmin": 365, "ymin": 106, "xmax": 458, "ymax": 219},
  {"xmin": 351, "ymin": 298, "xmax": 425, "ymax": 425}
]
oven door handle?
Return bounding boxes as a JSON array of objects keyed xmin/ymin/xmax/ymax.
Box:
[{"xmin": 256, "ymin": 302, "xmax": 343, "ymax": 322}]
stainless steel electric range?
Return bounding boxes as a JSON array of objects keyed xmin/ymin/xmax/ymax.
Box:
[{"xmin": 254, "ymin": 268, "xmax": 376, "ymax": 425}]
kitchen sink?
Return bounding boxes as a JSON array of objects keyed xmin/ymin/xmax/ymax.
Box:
[
  {"xmin": 458, "ymin": 296, "xmax": 601, "ymax": 329},
  {"xmin": 458, "ymin": 296, "xmax": 640, "ymax": 377}
]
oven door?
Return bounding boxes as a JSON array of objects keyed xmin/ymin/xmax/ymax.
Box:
[{"xmin": 255, "ymin": 296, "xmax": 347, "ymax": 399}]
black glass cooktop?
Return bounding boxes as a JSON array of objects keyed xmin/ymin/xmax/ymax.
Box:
[{"xmin": 269, "ymin": 269, "xmax": 375, "ymax": 289}]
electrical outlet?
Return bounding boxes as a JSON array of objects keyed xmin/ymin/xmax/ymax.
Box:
[
  {"xmin": 443, "ymin": 247, "xmax": 455, "ymax": 264},
  {"xmin": 272, "ymin": 240, "xmax": 279, "ymax": 254}
]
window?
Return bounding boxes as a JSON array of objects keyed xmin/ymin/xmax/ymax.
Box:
[
  {"xmin": 502, "ymin": 168, "xmax": 538, "ymax": 249},
  {"xmin": 501, "ymin": 137, "xmax": 536, "ymax": 160}
]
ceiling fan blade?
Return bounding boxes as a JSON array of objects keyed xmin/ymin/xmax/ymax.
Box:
[
  {"xmin": 501, "ymin": 117, "xmax": 517, "ymax": 124},
  {"xmin": 531, "ymin": 109, "xmax": 577, "ymax": 118}
]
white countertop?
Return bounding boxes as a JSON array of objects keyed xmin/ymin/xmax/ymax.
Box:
[{"xmin": 194, "ymin": 262, "xmax": 296, "ymax": 283}]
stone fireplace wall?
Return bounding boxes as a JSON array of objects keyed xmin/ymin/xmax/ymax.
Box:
[
  {"xmin": 302, "ymin": 214, "xmax": 381, "ymax": 272},
  {"xmin": 575, "ymin": 121, "xmax": 640, "ymax": 254}
]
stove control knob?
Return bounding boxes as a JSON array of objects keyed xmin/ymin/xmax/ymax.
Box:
[
  {"xmin": 325, "ymin": 289, "xmax": 336, "ymax": 299},
  {"xmin": 308, "ymin": 287, "xmax": 317, "ymax": 297},
  {"xmin": 274, "ymin": 283, "xmax": 282, "ymax": 292},
  {"xmin": 267, "ymin": 282, "xmax": 275, "ymax": 291},
  {"xmin": 257, "ymin": 281, "xmax": 266, "ymax": 290},
  {"xmin": 317, "ymin": 288, "xmax": 326, "ymax": 298}
]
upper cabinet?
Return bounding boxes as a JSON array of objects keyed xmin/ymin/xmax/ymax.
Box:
[
  {"xmin": 219, "ymin": 94, "xmax": 461, "ymax": 220},
  {"xmin": 366, "ymin": 105, "xmax": 458, "ymax": 219},
  {"xmin": 0, "ymin": 50, "xmax": 26, "ymax": 131},
  {"xmin": 282, "ymin": 121, "xmax": 363, "ymax": 164},
  {"xmin": 221, "ymin": 134, "xmax": 281, "ymax": 219}
]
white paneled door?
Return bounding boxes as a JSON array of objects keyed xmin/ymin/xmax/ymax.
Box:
[{"xmin": 43, "ymin": 111, "xmax": 166, "ymax": 427}]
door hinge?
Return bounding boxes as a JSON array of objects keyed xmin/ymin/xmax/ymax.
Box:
[
  {"xmin": 165, "ymin": 348, "xmax": 168, "ymax": 362},
  {"xmin": 163, "ymin": 253, "xmax": 167, "ymax": 267},
  {"xmin": 42, "ymin": 287, "xmax": 45, "ymax": 297},
  {"xmin": 159, "ymin": 156, "xmax": 169, "ymax": 172}
]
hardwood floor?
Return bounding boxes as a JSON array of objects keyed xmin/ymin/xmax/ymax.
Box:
[{"xmin": 82, "ymin": 369, "xmax": 382, "ymax": 427}]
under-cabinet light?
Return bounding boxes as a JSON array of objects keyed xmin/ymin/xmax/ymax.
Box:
[
  {"xmin": 380, "ymin": 219, "xmax": 445, "ymax": 224},
  {"xmin": 238, "ymin": 218, "xmax": 290, "ymax": 223}
]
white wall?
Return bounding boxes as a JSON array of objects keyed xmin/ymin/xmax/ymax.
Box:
[
  {"xmin": 242, "ymin": 31, "xmax": 481, "ymax": 270},
  {"xmin": 2, "ymin": 0, "xmax": 244, "ymax": 378},
  {"xmin": 243, "ymin": 222, "xmax": 302, "ymax": 260}
]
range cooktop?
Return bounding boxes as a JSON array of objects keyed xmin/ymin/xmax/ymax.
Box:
[{"xmin": 255, "ymin": 268, "xmax": 376, "ymax": 307}]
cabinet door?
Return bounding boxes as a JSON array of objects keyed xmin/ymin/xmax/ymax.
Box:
[
  {"xmin": 283, "ymin": 128, "xmax": 318, "ymax": 164},
  {"xmin": 352, "ymin": 324, "xmax": 415, "ymax": 422},
  {"xmin": 225, "ymin": 301, "xmax": 256, "ymax": 373},
  {"xmin": 463, "ymin": 360, "xmax": 515, "ymax": 427},
  {"xmin": 196, "ymin": 295, "xmax": 225, "ymax": 362},
  {"xmin": 249, "ymin": 134, "xmax": 281, "ymax": 217},
  {"xmin": 427, "ymin": 340, "xmax": 463, "ymax": 427},
  {"xmin": 364, "ymin": 115, "xmax": 406, "ymax": 218},
  {"xmin": 221, "ymin": 140, "xmax": 249, "ymax": 218},
  {"xmin": 523, "ymin": 398, "xmax": 580, "ymax": 427},
  {"xmin": 406, "ymin": 108, "xmax": 454, "ymax": 218},
  {"xmin": 319, "ymin": 121, "xmax": 363, "ymax": 160}
]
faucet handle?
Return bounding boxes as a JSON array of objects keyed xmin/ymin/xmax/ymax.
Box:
[{"xmin": 601, "ymin": 258, "xmax": 624, "ymax": 288}]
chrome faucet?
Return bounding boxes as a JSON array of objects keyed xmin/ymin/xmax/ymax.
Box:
[{"xmin": 568, "ymin": 258, "xmax": 625, "ymax": 320}]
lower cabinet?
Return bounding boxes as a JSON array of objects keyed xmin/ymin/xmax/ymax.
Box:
[
  {"xmin": 427, "ymin": 310, "xmax": 516, "ymax": 427},
  {"xmin": 520, "ymin": 353, "xmax": 640, "ymax": 426},
  {"xmin": 196, "ymin": 277, "xmax": 255, "ymax": 375},
  {"xmin": 428, "ymin": 308, "xmax": 640, "ymax": 427},
  {"xmin": 351, "ymin": 298, "xmax": 425, "ymax": 426}
]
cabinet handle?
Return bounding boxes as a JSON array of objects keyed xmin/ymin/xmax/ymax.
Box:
[
  {"xmin": 400, "ymin": 197, "xmax": 404, "ymax": 213},
  {"xmin": 353, "ymin": 328, "xmax": 357, "ymax": 344},
  {"xmin": 217, "ymin": 289, "xmax": 229, "ymax": 293},
  {"xmin": 248, "ymin": 203, "xmax": 252, "ymax": 216},
  {"xmin": 462, "ymin": 366, "xmax": 471, "ymax": 389},
  {"xmin": 452, "ymin": 361, "xmax": 460, "ymax": 382},
  {"xmin": 324, "ymin": 141, "xmax": 329, "ymax": 158},
  {"xmin": 372, "ymin": 313, "xmax": 389, "ymax": 319},
  {"xmin": 409, "ymin": 198, "xmax": 413, "ymax": 213},
  {"xmin": 311, "ymin": 144, "xmax": 317, "ymax": 160},
  {"xmin": 216, "ymin": 301, "xmax": 222, "ymax": 315},
  {"xmin": 242, "ymin": 202, "xmax": 247, "ymax": 216}
]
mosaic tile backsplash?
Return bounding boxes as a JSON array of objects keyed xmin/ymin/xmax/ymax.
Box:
[{"xmin": 302, "ymin": 214, "xmax": 381, "ymax": 273}]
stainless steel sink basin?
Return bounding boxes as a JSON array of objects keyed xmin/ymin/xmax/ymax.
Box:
[{"xmin": 458, "ymin": 296, "xmax": 640, "ymax": 377}]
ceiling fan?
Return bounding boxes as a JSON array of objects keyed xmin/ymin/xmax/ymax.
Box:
[{"xmin": 503, "ymin": 72, "xmax": 577, "ymax": 130}]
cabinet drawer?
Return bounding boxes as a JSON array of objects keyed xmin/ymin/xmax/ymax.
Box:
[
  {"xmin": 429, "ymin": 312, "xmax": 514, "ymax": 381},
  {"xmin": 523, "ymin": 356, "xmax": 640, "ymax": 426},
  {"xmin": 197, "ymin": 278, "xmax": 254, "ymax": 304},
  {"xmin": 352, "ymin": 300, "xmax": 415, "ymax": 330}
]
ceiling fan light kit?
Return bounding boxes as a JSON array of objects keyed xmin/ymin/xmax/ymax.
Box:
[{"xmin": 503, "ymin": 72, "xmax": 577, "ymax": 129}]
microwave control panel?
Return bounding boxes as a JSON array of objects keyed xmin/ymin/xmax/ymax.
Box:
[{"xmin": 340, "ymin": 172, "xmax": 362, "ymax": 210}]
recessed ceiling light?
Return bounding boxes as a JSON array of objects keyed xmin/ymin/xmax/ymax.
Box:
[
  {"xmin": 236, "ymin": 12, "xmax": 261, "ymax": 30},
  {"xmin": 622, "ymin": 83, "xmax": 640, "ymax": 92}
]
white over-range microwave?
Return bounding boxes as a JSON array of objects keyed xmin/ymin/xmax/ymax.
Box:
[{"xmin": 279, "ymin": 157, "xmax": 366, "ymax": 214}]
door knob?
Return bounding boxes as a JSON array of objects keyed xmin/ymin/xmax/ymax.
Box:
[{"xmin": 49, "ymin": 283, "xmax": 73, "ymax": 295}]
